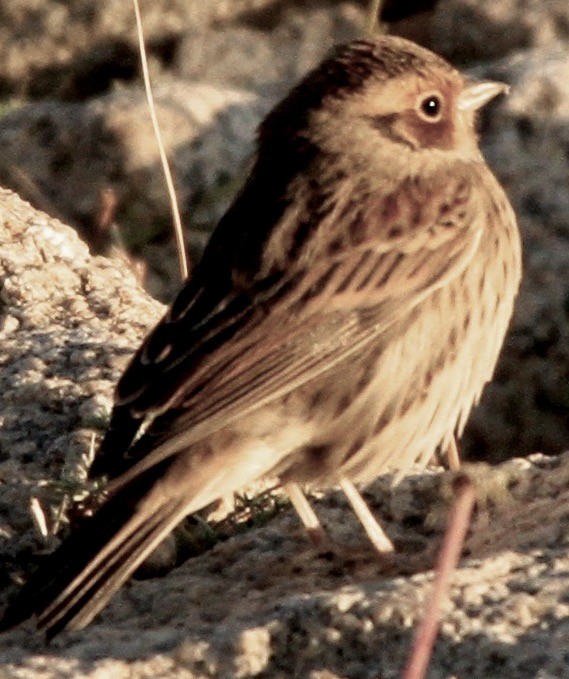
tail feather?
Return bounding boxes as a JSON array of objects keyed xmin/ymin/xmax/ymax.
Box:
[
  {"xmin": 37, "ymin": 498, "xmax": 189, "ymax": 639},
  {"xmin": 0, "ymin": 462, "xmax": 188, "ymax": 640},
  {"xmin": 1, "ymin": 439, "xmax": 288, "ymax": 640}
]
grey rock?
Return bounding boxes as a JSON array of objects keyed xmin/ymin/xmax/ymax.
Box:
[
  {"xmin": 175, "ymin": 3, "xmax": 363, "ymax": 92},
  {"xmin": 0, "ymin": 83, "xmax": 268, "ymax": 299},
  {"xmin": 0, "ymin": 0, "xmax": 365, "ymax": 98},
  {"xmin": 428, "ymin": 0, "xmax": 569, "ymax": 64},
  {"xmin": 0, "ymin": 188, "xmax": 163, "ymax": 561}
]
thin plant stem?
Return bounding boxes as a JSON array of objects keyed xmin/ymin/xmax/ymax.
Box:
[
  {"xmin": 401, "ymin": 476, "xmax": 476, "ymax": 679},
  {"xmin": 132, "ymin": 0, "xmax": 189, "ymax": 281}
]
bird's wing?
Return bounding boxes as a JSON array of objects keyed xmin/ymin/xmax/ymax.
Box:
[{"xmin": 98, "ymin": 166, "xmax": 485, "ymax": 486}]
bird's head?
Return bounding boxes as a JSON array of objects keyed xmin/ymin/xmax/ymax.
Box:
[{"xmin": 259, "ymin": 37, "xmax": 507, "ymax": 186}]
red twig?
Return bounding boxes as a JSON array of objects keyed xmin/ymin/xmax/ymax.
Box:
[{"xmin": 401, "ymin": 475, "xmax": 475, "ymax": 679}]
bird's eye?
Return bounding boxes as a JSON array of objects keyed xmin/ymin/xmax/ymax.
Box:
[{"xmin": 417, "ymin": 93, "xmax": 443, "ymax": 122}]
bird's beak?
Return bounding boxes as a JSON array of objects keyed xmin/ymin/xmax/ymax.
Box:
[{"xmin": 458, "ymin": 80, "xmax": 509, "ymax": 111}]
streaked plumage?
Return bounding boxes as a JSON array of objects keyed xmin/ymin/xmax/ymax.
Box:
[{"xmin": 1, "ymin": 36, "xmax": 521, "ymax": 639}]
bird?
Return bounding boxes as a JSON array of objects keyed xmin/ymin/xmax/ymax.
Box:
[{"xmin": 0, "ymin": 35, "xmax": 521, "ymax": 640}]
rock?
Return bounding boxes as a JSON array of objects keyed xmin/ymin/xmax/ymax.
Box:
[
  {"xmin": 174, "ymin": 3, "xmax": 363, "ymax": 93},
  {"xmin": 0, "ymin": 0, "xmax": 195, "ymax": 98},
  {"xmin": 427, "ymin": 0, "xmax": 569, "ymax": 64},
  {"xmin": 0, "ymin": 188, "xmax": 163, "ymax": 566},
  {"xmin": 0, "ymin": 1, "xmax": 365, "ymax": 99},
  {"xmin": 0, "ymin": 83, "xmax": 268, "ymax": 299}
]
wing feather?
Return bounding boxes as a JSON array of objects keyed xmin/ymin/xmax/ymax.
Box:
[{"xmin": 100, "ymin": 166, "xmax": 485, "ymax": 488}]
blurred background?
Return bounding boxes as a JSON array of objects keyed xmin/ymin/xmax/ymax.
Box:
[{"xmin": 0, "ymin": 0, "xmax": 568, "ymax": 463}]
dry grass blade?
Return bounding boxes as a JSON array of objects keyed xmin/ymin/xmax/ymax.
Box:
[
  {"xmin": 132, "ymin": 0, "xmax": 189, "ymax": 281},
  {"xmin": 29, "ymin": 497, "xmax": 49, "ymax": 539}
]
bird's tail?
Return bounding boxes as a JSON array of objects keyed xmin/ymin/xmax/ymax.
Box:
[
  {"xmin": 0, "ymin": 460, "xmax": 193, "ymax": 640},
  {"xmin": 1, "ymin": 432, "xmax": 289, "ymax": 640}
]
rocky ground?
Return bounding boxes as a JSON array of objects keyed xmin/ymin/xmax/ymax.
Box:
[{"xmin": 0, "ymin": 0, "xmax": 568, "ymax": 677}]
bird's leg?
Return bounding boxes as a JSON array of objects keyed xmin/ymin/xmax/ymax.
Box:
[
  {"xmin": 339, "ymin": 477, "xmax": 394, "ymax": 553},
  {"xmin": 446, "ymin": 435, "xmax": 461, "ymax": 471},
  {"xmin": 284, "ymin": 482, "xmax": 326, "ymax": 546}
]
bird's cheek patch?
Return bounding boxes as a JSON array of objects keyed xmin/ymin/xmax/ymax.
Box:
[{"xmin": 398, "ymin": 111, "xmax": 456, "ymax": 150}]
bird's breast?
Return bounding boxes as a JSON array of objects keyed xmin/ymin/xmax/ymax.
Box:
[{"xmin": 279, "ymin": 181, "xmax": 521, "ymax": 487}]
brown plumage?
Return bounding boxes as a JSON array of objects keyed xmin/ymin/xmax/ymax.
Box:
[{"xmin": 1, "ymin": 36, "xmax": 521, "ymax": 639}]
